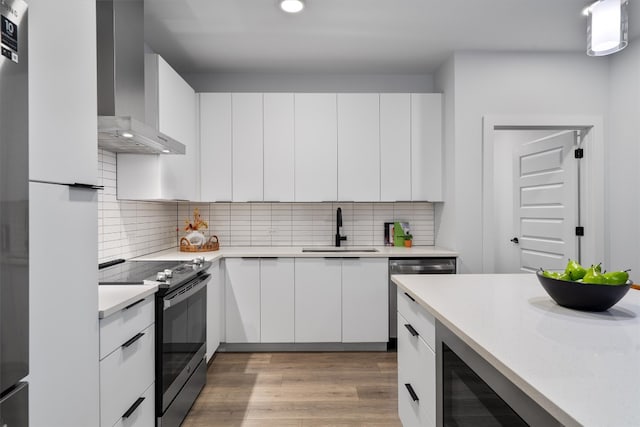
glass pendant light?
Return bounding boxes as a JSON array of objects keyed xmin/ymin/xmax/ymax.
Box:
[{"xmin": 587, "ymin": 0, "xmax": 628, "ymax": 56}]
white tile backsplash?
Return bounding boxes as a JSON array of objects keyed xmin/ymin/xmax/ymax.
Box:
[
  {"xmin": 179, "ymin": 200, "xmax": 435, "ymax": 247},
  {"xmin": 99, "ymin": 148, "xmax": 436, "ymax": 258},
  {"xmin": 98, "ymin": 150, "xmax": 178, "ymax": 263}
]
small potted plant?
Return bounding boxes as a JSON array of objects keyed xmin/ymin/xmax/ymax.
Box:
[{"xmin": 404, "ymin": 233, "xmax": 413, "ymax": 248}]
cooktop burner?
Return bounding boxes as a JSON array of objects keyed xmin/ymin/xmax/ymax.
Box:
[{"xmin": 98, "ymin": 260, "xmax": 184, "ymax": 284}]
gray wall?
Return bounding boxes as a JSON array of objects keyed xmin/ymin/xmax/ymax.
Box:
[{"xmin": 435, "ymin": 52, "xmax": 609, "ymax": 273}]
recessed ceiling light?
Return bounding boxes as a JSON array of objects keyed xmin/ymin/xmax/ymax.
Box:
[
  {"xmin": 162, "ymin": 149, "xmax": 170, "ymax": 153},
  {"xmin": 121, "ymin": 132, "xmax": 134, "ymax": 138},
  {"xmin": 280, "ymin": 0, "xmax": 304, "ymax": 14}
]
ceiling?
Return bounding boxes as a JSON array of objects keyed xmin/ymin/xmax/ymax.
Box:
[{"xmin": 144, "ymin": 0, "xmax": 639, "ymax": 75}]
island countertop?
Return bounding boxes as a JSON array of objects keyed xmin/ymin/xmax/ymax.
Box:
[{"xmin": 391, "ymin": 273, "xmax": 640, "ymax": 427}]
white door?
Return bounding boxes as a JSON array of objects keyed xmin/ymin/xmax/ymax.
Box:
[{"xmin": 514, "ymin": 130, "xmax": 578, "ymax": 272}]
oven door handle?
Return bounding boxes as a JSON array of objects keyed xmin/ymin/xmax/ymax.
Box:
[{"xmin": 163, "ymin": 274, "xmax": 210, "ymax": 311}]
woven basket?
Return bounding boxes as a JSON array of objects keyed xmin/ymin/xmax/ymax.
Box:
[{"xmin": 179, "ymin": 235, "xmax": 219, "ymax": 252}]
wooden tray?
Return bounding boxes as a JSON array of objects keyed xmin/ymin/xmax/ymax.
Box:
[{"xmin": 179, "ymin": 235, "xmax": 219, "ymax": 252}]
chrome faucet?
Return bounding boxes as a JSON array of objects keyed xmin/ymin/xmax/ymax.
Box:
[{"xmin": 335, "ymin": 207, "xmax": 347, "ymax": 247}]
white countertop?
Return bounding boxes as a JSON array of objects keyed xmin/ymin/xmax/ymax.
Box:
[
  {"xmin": 392, "ymin": 273, "xmax": 640, "ymax": 427},
  {"xmin": 132, "ymin": 245, "xmax": 458, "ymax": 262},
  {"xmin": 98, "ymin": 285, "xmax": 158, "ymax": 319}
]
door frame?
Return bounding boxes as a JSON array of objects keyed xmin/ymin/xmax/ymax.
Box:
[{"xmin": 482, "ymin": 115, "xmax": 605, "ymax": 273}]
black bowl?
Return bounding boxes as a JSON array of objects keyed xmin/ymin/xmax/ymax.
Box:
[{"xmin": 536, "ymin": 271, "xmax": 631, "ymax": 312}]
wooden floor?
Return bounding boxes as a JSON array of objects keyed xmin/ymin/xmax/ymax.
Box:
[{"xmin": 182, "ymin": 352, "xmax": 402, "ymax": 427}]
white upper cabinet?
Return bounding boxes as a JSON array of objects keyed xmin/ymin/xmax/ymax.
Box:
[
  {"xmin": 200, "ymin": 93, "xmax": 232, "ymax": 201},
  {"xmin": 117, "ymin": 55, "xmax": 197, "ymax": 200},
  {"xmin": 411, "ymin": 94, "xmax": 442, "ymax": 201},
  {"xmin": 156, "ymin": 55, "xmax": 198, "ymax": 201},
  {"xmin": 29, "ymin": 0, "xmax": 98, "ymax": 185},
  {"xmin": 380, "ymin": 94, "xmax": 412, "ymax": 201},
  {"xmin": 337, "ymin": 94, "xmax": 380, "ymax": 201},
  {"xmin": 232, "ymin": 93, "xmax": 264, "ymax": 202},
  {"xmin": 263, "ymin": 93, "xmax": 295, "ymax": 202},
  {"xmin": 294, "ymin": 93, "xmax": 338, "ymax": 202}
]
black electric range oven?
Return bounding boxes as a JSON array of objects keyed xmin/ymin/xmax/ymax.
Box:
[{"xmin": 99, "ymin": 258, "xmax": 211, "ymax": 427}]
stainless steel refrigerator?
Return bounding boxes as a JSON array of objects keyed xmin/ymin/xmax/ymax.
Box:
[{"xmin": 0, "ymin": 0, "xmax": 29, "ymax": 425}]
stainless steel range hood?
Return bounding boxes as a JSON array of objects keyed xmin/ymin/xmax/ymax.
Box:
[{"xmin": 97, "ymin": 0, "xmax": 185, "ymax": 154}]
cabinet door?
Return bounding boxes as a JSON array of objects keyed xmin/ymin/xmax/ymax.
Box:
[
  {"xmin": 411, "ymin": 94, "xmax": 442, "ymax": 201},
  {"xmin": 260, "ymin": 258, "xmax": 294, "ymax": 343},
  {"xmin": 200, "ymin": 93, "xmax": 232, "ymax": 201},
  {"xmin": 380, "ymin": 94, "xmax": 411, "ymax": 201},
  {"xmin": 263, "ymin": 93, "xmax": 295, "ymax": 202},
  {"xmin": 397, "ymin": 312, "xmax": 436, "ymax": 427},
  {"xmin": 157, "ymin": 56, "xmax": 198, "ymax": 201},
  {"xmin": 29, "ymin": 182, "xmax": 99, "ymax": 427},
  {"xmin": 29, "ymin": 0, "xmax": 98, "ymax": 185},
  {"xmin": 294, "ymin": 94, "xmax": 338, "ymax": 202},
  {"xmin": 294, "ymin": 258, "xmax": 342, "ymax": 342},
  {"xmin": 232, "ymin": 93, "xmax": 264, "ymax": 202},
  {"xmin": 342, "ymin": 258, "xmax": 388, "ymax": 342},
  {"xmin": 337, "ymin": 94, "xmax": 380, "ymax": 201},
  {"xmin": 225, "ymin": 258, "xmax": 260, "ymax": 343},
  {"xmin": 206, "ymin": 261, "xmax": 223, "ymax": 361}
]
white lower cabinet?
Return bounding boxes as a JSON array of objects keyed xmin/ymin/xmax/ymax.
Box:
[
  {"xmin": 206, "ymin": 260, "xmax": 224, "ymax": 361},
  {"xmin": 294, "ymin": 258, "xmax": 343, "ymax": 343},
  {"xmin": 397, "ymin": 291, "xmax": 436, "ymax": 427},
  {"xmin": 225, "ymin": 258, "xmax": 261, "ymax": 343},
  {"xmin": 261, "ymin": 258, "xmax": 295, "ymax": 343},
  {"xmin": 342, "ymin": 258, "xmax": 388, "ymax": 342},
  {"xmin": 99, "ymin": 296, "xmax": 155, "ymax": 427}
]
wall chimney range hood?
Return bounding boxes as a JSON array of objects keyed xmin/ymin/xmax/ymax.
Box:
[{"xmin": 97, "ymin": 0, "xmax": 185, "ymax": 154}]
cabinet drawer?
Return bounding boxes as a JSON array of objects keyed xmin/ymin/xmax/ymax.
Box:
[
  {"xmin": 100, "ymin": 324, "xmax": 155, "ymax": 427},
  {"xmin": 100, "ymin": 296, "xmax": 154, "ymax": 359},
  {"xmin": 110, "ymin": 383, "xmax": 154, "ymax": 427},
  {"xmin": 397, "ymin": 288, "xmax": 435, "ymax": 351},
  {"xmin": 397, "ymin": 312, "xmax": 436, "ymax": 427}
]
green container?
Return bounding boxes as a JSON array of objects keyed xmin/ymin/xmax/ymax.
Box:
[{"xmin": 393, "ymin": 222, "xmax": 406, "ymax": 247}]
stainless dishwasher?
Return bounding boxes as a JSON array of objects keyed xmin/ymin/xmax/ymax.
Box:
[{"xmin": 389, "ymin": 258, "xmax": 456, "ymax": 342}]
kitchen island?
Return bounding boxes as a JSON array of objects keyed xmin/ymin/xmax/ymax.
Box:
[{"xmin": 392, "ymin": 273, "xmax": 640, "ymax": 427}]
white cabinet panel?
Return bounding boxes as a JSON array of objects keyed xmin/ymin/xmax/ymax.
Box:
[
  {"xmin": 264, "ymin": 93, "xmax": 295, "ymax": 201},
  {"xmin": 260, "ymin": 258, "xmax": 295, "ymax": 342},
  {"xmin": 337, "ymin": 94, "xmax": 380, "ymax": 201},
  {"xmin": 206, "ymin": 260, "xmax": 224, "ymax": 361},
  {"xmin": 156, "ymin": 55, "xmax": 198, "ymax": 201},
  {"xmin": 109, "ymin": 383, "xmax": 154, "ymax": 427},
  {"xmin": 100, "ymin": 325, "xmax": 155, "ymax": 427},
  {"xmin": 294, "ymin": 93, "xmax": 338, "ymax": 202},
  {"xmin": 342, "ymin": 258, "xmax": 388, "ymax": 342},
  {"xmin": 380, "ymin": 94, "xmax": 412, "ymax": 201},
  {"xmin": 29, "ymin": 0, "xmax": 98, "ymax": 185},
  {"xmin": 117, "ymin": 55, "xmax": 197, "ymax": 201},
  {"xmin": 411, "ymin": 94, "xmax": 442, "ymax": 201},
  {"xmin": 200, "ymin": 93, "xmax": 232, "ymax": 201},
  {"xmin": 232, "ymin": 93, "xmax": 264, "ymax": 202},
  {"xmin": 294, "ymin": 258, "xmax": 342, "ymax": 342},
  {"xmin": 397, "ymin": 312, "xmax": 436, "ymax": 427},
  {"xmin": 99, "ymin": 296, "xmax": 154, "ymax": 360},
  {"xmin": 225, "ymin": 258, "xmax": 261, "ymax": 343},
  {"xmin": 29, "ymin": 182, "xmax": 99, "ymax": 427}
]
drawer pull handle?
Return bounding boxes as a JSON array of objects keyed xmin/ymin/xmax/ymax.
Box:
[
  {"xmin": 124, "ymin": 298, "xmax": 145, "ymax": 310},
  {"xmin": 122, "ymin": 397, "xmax": 145, "ymax": 419},
  {"xmin": 404, "ymin": 324, "xmax": 419, "ymax": 337},
  {"xmin": 121, "ymin": 332, "xmax": 145, "ymax": 349},
  {"xmin": 405, "ymin": 383, "xmax": 419, "ymax": 402},
  {"xmin": 404, "ymin": 292, "xmax": 416, "ymax": 302}
]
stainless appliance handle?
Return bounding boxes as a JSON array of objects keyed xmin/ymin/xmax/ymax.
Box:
[{"xmin": 163, "ymin": 274, "xmax": 210, "ymax": 310}]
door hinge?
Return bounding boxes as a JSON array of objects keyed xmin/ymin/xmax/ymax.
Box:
[
  {"xmin": 574, "ymin": 148, "xmax": 584, "ymax": 159},
  {"xmin": 575, "ymin": 226, "xmax": 584, "ymax": 236}
]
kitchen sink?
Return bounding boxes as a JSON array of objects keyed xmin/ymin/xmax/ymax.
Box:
[{"xmin": 301, "ymin": 247, "xmax": 379, "ymax": 253}]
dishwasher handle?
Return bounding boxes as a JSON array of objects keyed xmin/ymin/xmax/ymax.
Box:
[{"xmin": 390, "ymin": 263, "xmax": 456, "ymax": 274}]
